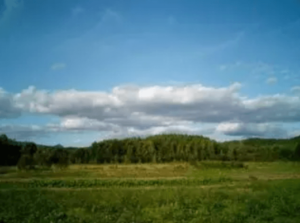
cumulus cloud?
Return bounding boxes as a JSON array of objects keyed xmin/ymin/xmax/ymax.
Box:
[
  {"xmin": 102, "ymin": 123, "xmax": 215, "ymax": 141},
  {"xmin": 47, "ymin": 117, "xmax": 120, "ymax": 132},
  {"xmin": 11, "ymin": 83, "xmax": 300, "ymax": 125},
  {"xmin": 0, "ymin": 118, "xmax": 214, "ymax": 142},
  {"xmin": 266, "ymin": 77, "xmax": 277, "ymax": 85},
  {"xmin": 12, "ymin": 83, "xmax": 243, "ymax": 123},
  {"xmin": 0, "ymin": 88, "xmax": 21, "ymax": 119},
  {"xmin": 216, "ymin": 122, "xmax": 287, "ymax": 138},
  {"xmin": 0, "ymin": 124, "xmax": 51, "ymax": 141},
  {"xmin": 1, "ymin": 82, "xmax": 300, "ymax": 141},
  {"xmin": 51, "ymin": 63, "xmax": 66, "ymax": 70}
]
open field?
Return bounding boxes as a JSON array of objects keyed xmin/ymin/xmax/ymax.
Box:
[{"xmin": 1, "ymin": 161, "xmax": 300, "ymax": 222}]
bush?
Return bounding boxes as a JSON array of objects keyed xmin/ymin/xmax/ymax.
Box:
[
  {"xmin": 17, "ymin": 155, "xmax": 35, "ymax": 170},
  {"xmin": 279, "ymin": 148, "xmax": 294, "ymax": 161},
  {"xmin": 21, "ymin": 143, "xmax": 37, "ymax": 156},
  {"xmin": 221, "ymin": 154, "xmax": 231, "ymax": 161},
  {"xmin": 189, "ymin": 159, "xmax": 199, "ymax": 168},
  {"xmin": 230, "ymin": 161, "xmax": 246, "ymax": 168},
  {"xmin": 200, "ymin": 161, "xmax": 247, "ymax": 169},
  {"xmin": 294, "ymin": 143, "xmax": 300, "ymax": 160},
  {"xmin": 34, "ymin": 150, "xmax": 53, "ymax": 168}
]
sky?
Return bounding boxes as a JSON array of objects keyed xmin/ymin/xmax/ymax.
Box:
[{"xmin": 0, "ymin": 0, "xmax": 300, "ymax": 147}]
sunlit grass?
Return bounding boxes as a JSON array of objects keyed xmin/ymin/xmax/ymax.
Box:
[
  {"xmin": 1, "ymin": 162, "xmax": 300, "ymax": 182},
  {"xmin": 1, "ymin": 179, "xmax": 300, "ymax": 223},
  {"xmin": 1, "ymin": 161, "xmax": 300, "ymax": 222},
  {"xmin": 0, "ymin": 162, "xmax": 191, "ymax": 180}
]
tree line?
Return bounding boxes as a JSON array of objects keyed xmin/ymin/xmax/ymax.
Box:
[{"xmin": 1, "ymin": 133, "xmax": 300, "ymax": 169}]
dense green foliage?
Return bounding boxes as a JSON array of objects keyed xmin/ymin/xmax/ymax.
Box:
[
  {"xmin": 0, "ymin": 134, "xmax": 21, "ymax": 166},
  {"xmin": 1, "ymin": 133, "xmax": 300, "ymax": 168}
]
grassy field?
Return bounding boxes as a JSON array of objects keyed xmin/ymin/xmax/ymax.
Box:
[{"xmin": 1, "ymin": 161, "xmax": 300, "ymax": 222}]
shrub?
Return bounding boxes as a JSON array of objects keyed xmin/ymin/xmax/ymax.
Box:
[
  {"xmin": 34, "ymin": 150, "xmax": 53, "ymax": 168},
  {"xmin": 17, "ymin": 155, "xmax": 35, "ymax": 170},
  {"xmin": 294, "ymin": 143, "xmax": 300, "ymax": 160},
  {"xmin": 21, "ymin": 143, "xmax": 37, "ymax": 156},
  {"xmin": 200, "ymin": 161, "xmax": 246, "ymax": 169},
  {"xmin": 279, "ymin": 148, "xmax": 294, "ymax": 161}
]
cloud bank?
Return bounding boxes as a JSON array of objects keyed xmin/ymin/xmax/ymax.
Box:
[{"xmin": 1, "ymin": 82, "xmax": 300, "ymax": 141}]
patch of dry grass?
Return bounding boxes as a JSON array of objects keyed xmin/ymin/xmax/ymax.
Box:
[
  {"xmin": 0, "ymin": 163, "xmax": 191, "ymax": 181},
  {"xmin": 1, "ymin": 162, "xmax": 300, "ymax": 183}
]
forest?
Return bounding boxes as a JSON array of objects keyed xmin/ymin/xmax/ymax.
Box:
[{"xmin": 1, "ymin": 133, "xmax": 300, "ymax": 169}]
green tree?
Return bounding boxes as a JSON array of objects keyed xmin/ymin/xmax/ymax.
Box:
[
  {"xmin": 294, "ymin": 142, "xmax": 300, "ymax": 160},
  {"xmin": 17, "ymin": 155, "xmax": 35, "ymax": 170},
  {"xmin": 51, "ymin": 149, "xmax": 69, "ymax": 169},
  {"xmin": 22, "ymin": 143, "xmax": 37, "ymax": 156},
  {"xmin": 34, "ymin": 148, "xmax": 53, "ymax": 168},
  {"xmin": 17, "ymin": 142, "xmax": 38, "ymax": 170},
  {"xmin": 0, "ymin": 134, "xmax": 8, "ymax": 143}
]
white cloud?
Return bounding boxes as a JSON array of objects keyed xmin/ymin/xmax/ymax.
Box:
[
  {"xmin": 216, "ymin": 122, "xmax": 287, "ymax": 138},
  {"xmin": 266, "ymin": 77, "xmax": 277, "ymax": 85},
  {"xmin": 0, "ymin": 118, "xmax": 214, "ymax": 142},
  {"xmin": 101, "ymin": 123, "xmax": 214, "ymax": 141},
  {"xmin": 0, "ymin": 88, "xmax": 21, "ymax": 118},
  {"xmin": 51, "ymin": 63, "xmax": 66, "ymax": 71},
  {"xmin": 12, "ymin": 83, "xmax": 244, "ymax": 123},
  {"xmin": 0, "ymin": 124, "xmax": 52, "ymax": 140},
  {"xmin": 48, "ymin": 117, "xmax": 120, "ymax": 132},
  {"xmin": 10, "ymin": 82, "xmax": 300, "ymax": 125},
  {"xmin": 1, "ymin": 82, "xmax": 300, "ymax": 141}
]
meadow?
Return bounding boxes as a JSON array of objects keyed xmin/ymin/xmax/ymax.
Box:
[{"xmin": 1, "ymin": 161, "xmax": 300, "ymax": 223}]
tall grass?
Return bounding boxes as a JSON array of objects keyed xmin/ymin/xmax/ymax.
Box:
[
  {"xmin": 1, "ymin": 162, "xmax": 300, "ymax": 222},
  {"xmin": 1, "ymin": 179, "xmax": 300, "ymax": 223},
  {"xmin": 190, "ymin": 161, "xmax": 247, "ymax": 169},
  {"xmin": 0, "ymin": 177, "xmax": 233, "ymax": 189}
]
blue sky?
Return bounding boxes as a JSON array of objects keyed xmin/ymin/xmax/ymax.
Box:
[{"xmin": 1, "ymin": 0, "xmax": 300, "ymax": 146}]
